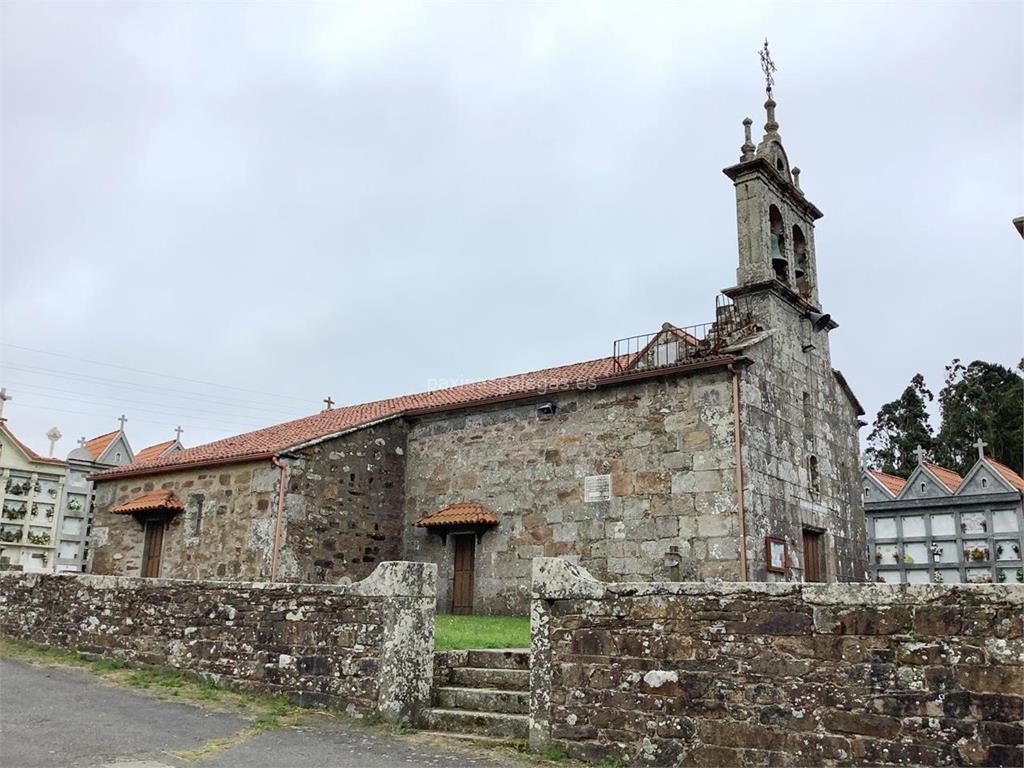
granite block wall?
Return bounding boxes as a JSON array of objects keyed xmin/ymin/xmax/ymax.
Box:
[
  {"xmin": 403, "ymin": 370, "xmax": 740, "ymax": 615},
  {"xmin": 277, "ymin": 420, "xmax": 408, "ymax": 584},
  {"xmin": 530, "ymin": 558, "xmax": 1023, "ymax": 767},
  {"xmin": 90, "ymin": 460, "xmax": 277, "ymax": 580},
  {"xmin": 737, "ymin": 291, "xmax": 866, "ymax": 582},
  {"xmin": 0, "ymin": 561, "xmax": 437, "ymax": 722}
]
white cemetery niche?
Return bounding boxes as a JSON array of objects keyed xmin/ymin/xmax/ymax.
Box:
[
  {"xmin": 992, "ymin": 510, "xmax": 1019, "ymax": 534},
  {"xmin": 995, "ymin": 541, "xmax": 1021, "ymax": 562},
  {"xmin": 904, "ymin": 542, "xmax": 928, "ymax": 565},
  {"xmin": 966, "ymin": 568, "xmax": 992, "ymax": 584},
  {"xmin": 874, "ymin": 518, "xmax": 897, "ymax": 539},
  {"xmin": 902, "ymin": 516, "xmax": 926, "ymax": 538},
  {"xmin": 931, "ymin": 514, "xmax": 956, "ymax": 537},
  {"xmin": 935, "ymin": 569, "xmax": 961, "ymax": 584},
  {"xmin": 961, "ymin": 512, "xmax": 987, "ymax": 535},
  {"xmin": 906, "ymin": 570, "xmax": 930, "ymax": 584}
]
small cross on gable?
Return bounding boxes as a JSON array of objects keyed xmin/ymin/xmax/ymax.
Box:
[
  {"xmin": 174, "ymin": 426, "xmax": 184, "ymax": 441},
  {"xmin": 914, "ymin": 445, "xmax": 927, "ymax": 465},
  {"xmin": 118, "ymin": 414, "xmax": 128, "ymax": 430},
  {"xmin": 974, "ymin": 437, "xmax": 988, "ymax": 461},
  {"xmin": 323, "ymin": 396, "xmax": 335, "ymax": 411}
]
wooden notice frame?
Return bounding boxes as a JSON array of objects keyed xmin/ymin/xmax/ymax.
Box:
[{"xmin": 766, "ymin": 536, "xmax": 787, "ymax": 573}]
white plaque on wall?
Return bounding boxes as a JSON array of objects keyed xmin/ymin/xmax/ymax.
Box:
[{"xmin": 584, "ymin": 474, "xmax": 612, "ymax": 503}]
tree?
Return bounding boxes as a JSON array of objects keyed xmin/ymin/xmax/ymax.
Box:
[
  {"xmin": 865, "ymin": 373, "xmax": 935, "ymax": 477},
  {"xmin": 935, "ymin": 359, "xmax": 1023, "ymax": 476}
]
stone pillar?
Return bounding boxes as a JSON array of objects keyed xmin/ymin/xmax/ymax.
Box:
[
  {"xmin": 528, "ymin": 557, "xmax": 605, "ymax": 750},
  {"xmin": 352, "ymin": 560, "xmax": 437, "ymax": 724}
]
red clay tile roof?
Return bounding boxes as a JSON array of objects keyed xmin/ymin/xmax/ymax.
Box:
[
  {"xmin": 109, "ymin": 490, "xmax": 184, "ymax": 515},
  {"xmin": 93, "ymin": 353, "xmax": 732, "ymax": 482},
  {"xmin": 986, "ymin": 458, "xmax": 1024, "ymax": 492},
  {"xmin": 83, "ymin": 431, "xmax": 119, "ymax": 460},
  {"xmin": 0, "ymin": 423, "xmax": 66, "ymax": 466},
  {"xmin": 415, "ymin": 503, "xmax": 499, "ymax": 528},
  {"xmin": 867, "ymin": 469, "xmax": 906, "ymax": 497},
  {"xmin": 923, "ymin": 462, "xmax": 963, "ymax": 493},
  {"xmin": 134, "ymin": 440, "xmax": 177, "ymax": 463}
]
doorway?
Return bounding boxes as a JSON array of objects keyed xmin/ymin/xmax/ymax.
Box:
[
  {"xmin": 451, "ymin": 534, "xmax": 475, "ymax": 615},
  {"xmin": 802, "ymin": 528, "xmax": 826, "ymax": 582},
  {"xmin": 142, "ymin": 518, "xmax": 165, "ymax": 578}
]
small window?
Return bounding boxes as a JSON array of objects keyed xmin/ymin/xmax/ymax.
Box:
[
  {"xmin": 920, "ymin": 482, "xmax": 926, "ymax": 493},
  {"xmin": 864, "ymin": 486, "xmax": 871, "ymax": 499},
  {"xmin": 981, "ymin": 477, "xmax": 988, "ymax": 489},
  {"xmin": 808, "ymin": 455, "xmax": 820, "ymax": 498},
  {"xmin": 115, "ymin": 452, "xmax": 122, "ymax": 462}
]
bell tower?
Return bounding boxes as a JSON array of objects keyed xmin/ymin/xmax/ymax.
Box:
[{"xmin": 722, "ymin": 43, "xmax": 824, "ymax": 309}]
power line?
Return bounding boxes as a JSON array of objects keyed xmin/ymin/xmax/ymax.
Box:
[
  {"xmin": 11, "ymin": 389, "xmax": 274, "ymax": 431},
  {"xmin": 8, "ymin": 401, "xmax": 245, "ymax": 437},
  {"xmin": 8, "ymin": 385, "xmax": 276, "ymax": 430},
  {"xmin": 1, "ymin": 362, "xmax": 311, "ymax": 418},
  {"xmin": 3, "ymin": 377, "xmax": 305, "ymax": 424},
  {"xmin": 0, "ymin": 342, "xmax": 318, "ymax": 405}
]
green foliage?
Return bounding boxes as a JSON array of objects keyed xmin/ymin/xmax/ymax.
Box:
[
  {"xmin": 434, "ymin": 614, "xmax": 530, "ymax": 650},
  {"xmin": 543, "ymin": 744, "xmax": 569, "ymax": 761},
  {"xmin": 935, "ymin": 359, "xmax": 1024, "ymax": 475},
  {"xmin": 865, "ymin": 373, "xmax": 934, "ymax": 476}
]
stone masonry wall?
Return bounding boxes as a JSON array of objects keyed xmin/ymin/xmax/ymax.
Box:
[
  {"xmin": 277, "ymin": 420, "xmax": 408, "ymax": 584},
  {"xmin": 0, "ymin": 561, "xmax": 437, "ymax": 723},
  {"xmin": 530, "ymin": 558, "xmax": 1023, "ymax": 767},
  {"xmin": 403, "ymin": 370, "xmax": 740, "ymax": 615},
  {"xmin": 90, "ymin": 460, "xmax": 278, "ymax": 580},
  {"xmin": 737, "ymin": 291, "xmax": 866, "ymax": 582}
]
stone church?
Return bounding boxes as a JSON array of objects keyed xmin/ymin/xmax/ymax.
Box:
[{"xmin": 89, "ymin": 91, "xmax": 866, "ymax": 614}]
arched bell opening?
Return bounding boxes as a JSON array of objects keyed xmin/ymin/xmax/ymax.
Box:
[
  {"xmin": 769, "ymin": 204, "xmax": 789, "ymax": 284},
  {"xmin": 793, "ymin": 224, "xmax": 811, "ymax": 299}
]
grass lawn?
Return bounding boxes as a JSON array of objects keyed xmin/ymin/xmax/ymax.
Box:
[{"xmin": 434, "ymin": 614, "xmax": 530, "ymax": 651}]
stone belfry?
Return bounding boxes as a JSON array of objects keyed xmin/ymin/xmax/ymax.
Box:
[{"xmin": 722, "ymin": 42, "xmax": 824, "ymax": 309}]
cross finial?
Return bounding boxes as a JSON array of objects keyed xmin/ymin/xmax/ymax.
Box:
[
  {"xmin": 78, "ymin": 437, "xmax": 86, "ymax": 448},
  {"xmin": 759, "ymin": 39, "xmax": 777, "ymax": 99},
  {"xmin": 174, "ymin": 426, "xmax": 184, "ymax": 441},
  {"xmin": 323, "ymin": 396, "xmax": 335, "ymax": 411},
  {"xmin": 974, "ymin": 437, "xmax": 988, "ymax": 461},
  {"xmin": 118, "ymin": 414, "xmax": 127, "ymax": 430},
  {"xmin": 0, "ymin": 387, "xmax": 11, "ymax": 420},
  {"xmin": 914, "ymin": 445, "xmax": 927, "ymax": 465}
]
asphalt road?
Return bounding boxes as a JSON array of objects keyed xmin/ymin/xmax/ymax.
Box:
[{"xmin": 0, "ymin": 658, "xmax": 525, "ymax": 768}]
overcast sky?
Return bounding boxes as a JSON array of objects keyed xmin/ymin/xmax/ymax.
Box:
[{"xmin": 1, "ymin": 1, "xmax": 1020, "ymax": 459}]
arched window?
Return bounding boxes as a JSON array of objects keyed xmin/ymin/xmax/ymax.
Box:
[
  {"xmin": 769, "ymin": 205, "xmax": 788, "ymax": 284},
  {"xmin": 792, "ymin": 225, "xmax": 811, "ymax": 299}
]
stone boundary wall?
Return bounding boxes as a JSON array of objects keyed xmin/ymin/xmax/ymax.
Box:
[
  {"xmin": 0, "ymin": 561, "xmax": 436, "ymax": 723},
  {"xmin": 530, "ymin": 558, "xmax": 1023, "ymax": 767}
]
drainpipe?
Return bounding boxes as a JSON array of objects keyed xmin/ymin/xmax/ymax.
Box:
[
  {"xmin": 270, "ymin": 456, "xmax": 287, "ymax": 582},
  {"xmin": 728, "ymin": 363, "xmax": 748, "ymax": 581}
]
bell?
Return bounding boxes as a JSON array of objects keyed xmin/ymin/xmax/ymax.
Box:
[
  {"xmin": 769, "ymin": 234, "xmax": 783, "ymax": 261},
  {"xmin": 794, "ymin": 264, "xmax": 806, "ymax": 278}
]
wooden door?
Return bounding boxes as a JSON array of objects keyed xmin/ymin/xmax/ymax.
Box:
[
  {"xmin": 451, "ymin": 535, "xmax": 475, "ymax": 615},
  {"xmin": 142, "ymin": 518, "xmax": 165, "ymax": 578},
  {"xmin": 802, "ymin": 529, "xmax": 825, "ymax": 582}
]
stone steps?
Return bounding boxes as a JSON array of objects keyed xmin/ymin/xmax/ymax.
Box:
[
  {"xmin": 465, "ymin": 648, "xmax": 530, "ymax": 670},
  {"xmin": 420, "ymin": 707, "xmax": 530, "ymax": 740},
  {"xmin": 449, "ymin": 666, "xmax": 529, "ymax": 691},
  {"xmin": 435, "ymin": 685, "xmax": 528, "ymax": 714},
  {"xmin": 424, "ymin": 647, "xmax": 531, "ymax": 742}
]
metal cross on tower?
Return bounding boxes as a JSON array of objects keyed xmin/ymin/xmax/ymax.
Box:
[
  {"xmin": 974, "ymin": 437, "xmax": 988, "ymax": 461},
  {"xmin": 759, "ymin": 39, "xmax": 777, "ymax": 98}
]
